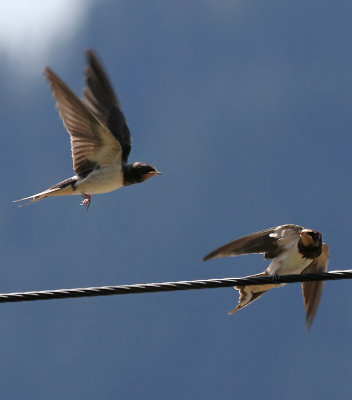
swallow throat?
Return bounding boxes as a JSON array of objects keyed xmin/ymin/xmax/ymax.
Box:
[{"xmin": 298, "ymin": 240, "xmax": 322, "ymax": 259}]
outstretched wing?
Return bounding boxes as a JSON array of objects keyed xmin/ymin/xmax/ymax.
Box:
[
  {"xmin": 203, "ymin": 224, "xmax": 303, "ymax": 261},
  {"xmin": 301, "ymin": 243, "xmax": 329, "ymax": 329},
  {"xmin": 45, "ymin": 67, "xmax": 122, "ymax": 178},
  {"xmin": 83, "ymin": 50, "xmax": 131, "ymax": 163}
]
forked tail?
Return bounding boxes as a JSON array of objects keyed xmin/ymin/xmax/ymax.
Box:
[{"xmin": 13, "ymin": 187, "xmax": 62, "ymax": 207}]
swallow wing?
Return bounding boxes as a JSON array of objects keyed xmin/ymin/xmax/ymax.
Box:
[
  {"xmin": 203, "ymin": 224, "xmax": 302, "ymax": 261},
  {"xmin": 301, "ymin": 243, "xmax": 329, "ymax": 329},
  {"xmin": 45, "ymin": 67, "xmax": 122, "ymax": 178},
  {"xmin": 83, "ymin": 50, "xmax": 131, "ymax": 163}
]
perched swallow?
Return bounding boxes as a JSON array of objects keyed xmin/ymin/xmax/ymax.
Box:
[
  {"xmin": 203, "ymin": 224, "xmax": 329, "ymax": 328},
  {"xmin": 14, "ymin": 50, "xmax": 161, "ymax": 209}
]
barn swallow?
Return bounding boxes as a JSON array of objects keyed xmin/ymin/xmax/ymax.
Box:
[
  {"xmin": 14, "ymin": 50, "xmax": 161, "ymax": 209},
  {"xmin": 203, "ymin": 224, "xmax": 329, "ymax": 328}
]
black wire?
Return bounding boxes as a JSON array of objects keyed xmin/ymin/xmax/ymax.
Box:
[{"xmin": 0, "ymin": 269, "xmax": 351, "ymax": 304}]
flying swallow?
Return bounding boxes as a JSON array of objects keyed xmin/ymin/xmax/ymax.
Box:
[
  {"xmin": 203, "ymin": 224, "xmax": 329, "ymax": 328},
  {"xmin": 14, "ymin": 50, "xmax": 161, "ymax": 209}
]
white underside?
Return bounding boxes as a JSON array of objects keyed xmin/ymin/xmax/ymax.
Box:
[
  {"xmin": 74, "ymin": 165, "xmax": 123, "ymax": 194},
  {"xmin": 266, "ymin": 238, "xmax": 312, "ymax": 275}
]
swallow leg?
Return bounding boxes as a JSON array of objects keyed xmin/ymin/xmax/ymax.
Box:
[
  {"xmin": 80, "ymin": 193, "xmax": 92, "ymax": 210},
  {"xmin": 270, "ymin": 272, "xmax": 279, "ymax": 283}
]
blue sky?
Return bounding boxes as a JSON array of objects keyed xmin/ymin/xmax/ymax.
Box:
[{"xmin": 1, "ymin": 1, "xmax": 352, "ymax": 398}]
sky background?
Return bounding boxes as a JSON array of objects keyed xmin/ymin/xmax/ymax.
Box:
[{"xmin": 1, "ymin": 0, "xmax": 352, "ymax": 398}]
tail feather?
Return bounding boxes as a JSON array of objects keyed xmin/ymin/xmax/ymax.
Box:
[
  {"xmin": 229, "ymin": 286, "xmax": 270, "ymax": 314},
  {"xmin": 13, "ymin": 177, "xmax": 77, "ymax": 206},
  {"xmin": 13, "ymin": 188, "xmax": 62, "ymax": 206},
  {"xmin": 229, "ymin": 272, "xmax": 285, "ymax": 315}
]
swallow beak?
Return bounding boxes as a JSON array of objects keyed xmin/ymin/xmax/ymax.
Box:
[{"xmin": 146, "ymin": 170, "xmax": 162, "ymax": 179}]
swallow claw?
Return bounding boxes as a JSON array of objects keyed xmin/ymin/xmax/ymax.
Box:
[
  {"xmin": 271, "ymin": 272, "xmax": 278, "ymax": 283},
  {"xmin": 80, "ymin": 193, "xmax": 92, "ymax": 210}
]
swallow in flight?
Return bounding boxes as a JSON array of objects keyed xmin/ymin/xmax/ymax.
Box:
[
  {"xmin": 14, "ymin": 50, "xmax": 161, "ymax": 209},
  {"xmin": 203, "ymin": 224, "xmax": 329, "ymax": 328}
]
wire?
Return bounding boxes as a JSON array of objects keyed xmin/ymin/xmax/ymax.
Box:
[{"xmin": 0, "ymin": 269, "xmax": 351, "ymax": 304}]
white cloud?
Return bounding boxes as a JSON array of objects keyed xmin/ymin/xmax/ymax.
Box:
[{"xmin": 0, "ymin": 0, "xmax": 94, "ymax": 73}]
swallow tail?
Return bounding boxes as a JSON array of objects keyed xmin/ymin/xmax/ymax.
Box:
[
  {"xmin": 229, "ymin": 273, "xmax": 285, "ymax": 315},
  {"xmin": 13, "ymin": 177, "xmax": 77, "ymax": 206},
  {"xmin": 13, "ymin": 187, "xmax": 64, "ymax": 206}
]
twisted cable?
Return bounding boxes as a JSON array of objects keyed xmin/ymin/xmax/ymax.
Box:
[{"xmin": 0, "ymin": 269, "xmax": 351, "ymax": 304}]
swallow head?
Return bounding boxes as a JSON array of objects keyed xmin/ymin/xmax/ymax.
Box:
[
  {"xmin": 131, "ymin": 162, "xmax": 162, "ymax": 183},
  {"xmin": 300, "ymin": 229, "xmax": 322, "ymax": 247},
  {"xmin": 298, "ymin": 229, "xmax": 322, "ymax": 258}
]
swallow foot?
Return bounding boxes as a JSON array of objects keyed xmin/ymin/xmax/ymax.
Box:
[
  {"xmin": 271, "ymin": 272, "xmax": 279, "ymax": 283},
  {"xmin": 80, "ymin": 193, "xmax": 92, "ymax": 210}
]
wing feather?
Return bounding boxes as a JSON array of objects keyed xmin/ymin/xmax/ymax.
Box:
[
  {"xmin": 301, "ymin": 243, "xmax": 329, "ymax": 329},
  {"xmin": 45, "ymin": 67, "xmax": 122, "ymax": 178},
  {"xmin": 83, "ymin": 50, "xmax": 131, "ymax": 162},
  {"xmin": 203, "ymin": 224, "xmax": 302, "ymax": 261}
]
